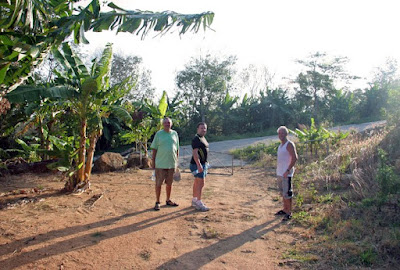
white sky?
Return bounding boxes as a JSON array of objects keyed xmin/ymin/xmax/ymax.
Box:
[{"xmin": 83, "ymin": 0, "xmax": 400, "ymax": 98}]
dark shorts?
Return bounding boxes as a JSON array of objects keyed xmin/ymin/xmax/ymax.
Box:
[
  {"xmin": 155, "ymin": 168, "xmax": 174, "ymax": 187},
  {"xmin": 277, "ymin": 176, "xmax": 293, "ymax": 199},
  {"xmin": 190, "ymin": 163, "xmax": 208, "ymax": 179}
]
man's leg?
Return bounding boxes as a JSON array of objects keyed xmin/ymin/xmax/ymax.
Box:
[
  {"xmin": 283, "ymin": 198, "xmax": 292, "ymax": 214},
  {"xmin": 154, "ymin": 169, "xmax": 164, "ymax": 210},
  {"xmin": 166, "ymin": 184, "xmax": 172, "ymax": 201},
  {"xmin": 165, "ymin": 169, "xmax": 178, "ymax": 206},
  {"xmin": 155, "ymin": 185, "xmax": 162, "ymax": 202}
]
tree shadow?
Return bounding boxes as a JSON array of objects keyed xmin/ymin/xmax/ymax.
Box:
[
  {"xmin": 0, "ymin": 207, "xmax": 196, "ymax": 269},
  {"xmin": 156, "ymin": 219, "xmax": 282, "ymax": 270}
]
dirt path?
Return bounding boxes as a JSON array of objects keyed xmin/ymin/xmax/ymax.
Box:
[{"xmin": 0, "ymin": 167, "xmax": 298, "ymax": 270}]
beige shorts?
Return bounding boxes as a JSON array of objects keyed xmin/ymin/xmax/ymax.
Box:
[
  {"xmin": 155, "ymin": 168, "xmax": 174, "ymax": 187},
  {"xmin": 277, "ymin": 176, "xmax": 293, "ymax": 199}
]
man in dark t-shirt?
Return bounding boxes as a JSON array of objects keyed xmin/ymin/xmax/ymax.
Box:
[{"xmin": 190, "ymin": 122, "xmax": 210, "ymax": 211}]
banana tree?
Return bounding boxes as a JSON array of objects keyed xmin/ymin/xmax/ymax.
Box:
[
  {"xmin": 289, "ymin": 118, "xmax": 325, "ymax": 156},
  {"xmin": 122, "ymin": 91, "xmax": 169, "ymax": 156},
  {"xmin": 290, "ymin": 118, "xmax": 349, "ymax": 156},
  {"xmin": 52, "ymin": 42, "xmax": 132, "ymax": 190},
  {"xmin": 6, "ymin": 85, "xmax": 78, "ymax": 161}
]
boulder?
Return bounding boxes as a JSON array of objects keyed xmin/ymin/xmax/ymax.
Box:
[
  {"xmin": 93, "ymin": 152, "xmax": 125, "ymax": 172},
  {"xmin": 127, "ymin": 153, "xmax": 152, "ymax": 169}
]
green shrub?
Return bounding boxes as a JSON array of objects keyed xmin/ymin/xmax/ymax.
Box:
[
  {"xmin": 360, "ymin": 247, "xmax": 378, "ymax": 266},
  {"xmin": 377, "ymin": 148, "xmax": 400, "ymax": 197},
  {"xmin": 231, "ymin": 142, "xmax": 279, "ymax": 161}
]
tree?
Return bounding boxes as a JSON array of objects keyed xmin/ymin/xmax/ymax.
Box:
[
  {"xmin": 235, "ymin": 64, "xmax": 275, "ymax": 97},
  {"xmin": 325, "ymin": 89, "xmax": 355, "ymax": 124},
  {"xmin": 210, "ymin": 92, "xmax": 238, "ymax": 135},
  {"xmin": 359, "ymin": 58, "xmax": 399, "ymax": 121},
  {"xmin": 294, "ymin": 52, "xmax": 354, "ymax": 124},
  {"xmin": 176, "ymin": 54, "xmax": 237, "ymax": 123},
  {"xmin": 8, "ymin": 43, "xmax": 133, "ymax": 190},
  {"xmin": 54, "ymin": 43, "xmax": 134, "ymax": 189},
  {"xmin": 110, "ymin": 54, "xmax": 155, "ymax": 102},
  {"xmin": 0, "ymin": 0, "xmax": 214, "ymax": 114}
]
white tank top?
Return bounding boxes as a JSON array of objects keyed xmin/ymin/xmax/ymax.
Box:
[{"xmin": 276, "ymin": 140, "xmax": 294, "ymax": 177}]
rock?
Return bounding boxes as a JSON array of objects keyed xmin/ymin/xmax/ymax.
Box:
[
  {"xmin": 127, "ymin": 153, "xmax": 152, "ymax": 169},
  {"xmin": 93, "ymin": 152, "xmax": 125, "ymax": 172}
]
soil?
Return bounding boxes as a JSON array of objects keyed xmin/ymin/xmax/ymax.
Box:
[{"xmin": 0, "ymin": 167, "xmax": 300, "ymax": 270}]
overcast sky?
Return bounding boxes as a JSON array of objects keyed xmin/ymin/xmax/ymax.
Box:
[{"xmin": 83, "ymin": 0, "xmax": 400, "ymax": 97}]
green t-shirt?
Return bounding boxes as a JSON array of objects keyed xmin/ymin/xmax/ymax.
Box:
[{"xmin": 150, "ymin": 129, "xmax": 179, "ymax": 169}]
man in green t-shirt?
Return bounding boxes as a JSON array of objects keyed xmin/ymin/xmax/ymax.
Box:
[{"xmin": 150, "ymin": 117, "xmax": 180, "ymax": 211}]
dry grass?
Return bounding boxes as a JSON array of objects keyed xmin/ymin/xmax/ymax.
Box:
[{"xmin": 284, "ymin": 125, "xmax": 400, "ymax": 269}]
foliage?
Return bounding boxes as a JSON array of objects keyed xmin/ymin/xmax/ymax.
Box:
[
  {"xmin": 290, "ymin": 118, "xmax": 348, "ymax": 156},
  {"xmin": 121, "ymin": 90, "xmax": 169, "ymax": 156},
  {"xmin": 176, "ymin": 54, "xmax": 237, "ymax": 124},
  {"xmin": 294, "ymin": 52, "xmax": 357, "ymax": 124},
  {"xmin": 0, "ymin": 0, "xmax": 214, "ymax": 114},
  {"xmin": 231, "ymin": 141, "xmax": 280, "ymax": 161},
  {"xmin": 385, "ymin": 82, "xmax": 400, "ymax": 126},
  {"xmin": 110, "ymin": 54, "xmax": 155, "ymax": 102},
  {"xmin": 283, "ymin": 126, "xmax": 400, "ymax": 269},
  {"xmin": 377, "ymin": 148, "xmax": 400, "ymax": 198}
]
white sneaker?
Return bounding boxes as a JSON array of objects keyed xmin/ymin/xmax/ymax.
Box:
[
  {"xmin": 195, "ymin": 200, "xmax": 209, "ymax": 211},
  {"xmin": 191, "ymin": 199, "xmax": 197, "ymax": 208}
]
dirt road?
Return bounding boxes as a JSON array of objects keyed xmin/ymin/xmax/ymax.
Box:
[
  {"xmin": 179, "ymin": 120, "xmax": 386, "ymax": 168},
  {"xmin": 0, "ymin": 167, "xmax": 296, "ymax": 270}
]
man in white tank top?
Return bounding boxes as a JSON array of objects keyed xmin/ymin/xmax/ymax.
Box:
[{"xmin": 275, "ymin": 126, "xmax": 298, "ymax": 221}]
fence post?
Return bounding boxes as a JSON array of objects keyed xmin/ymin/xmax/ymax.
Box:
[{"xmin": 232, "ymin": 155, "xmax": 234, "ymax": 175}]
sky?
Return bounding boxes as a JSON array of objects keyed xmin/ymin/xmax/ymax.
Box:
[{"xmin": 83, "ymin": 0, "xmax": 400, "ymax": 98}]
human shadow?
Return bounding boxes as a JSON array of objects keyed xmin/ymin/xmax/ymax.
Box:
[
  {"xmin": 156, "ymin": 219, "xmax": 282, "ymax": 270},
  {"xmin": 0, "ymin": 207, "xmax": 196, "ymax": 269}
]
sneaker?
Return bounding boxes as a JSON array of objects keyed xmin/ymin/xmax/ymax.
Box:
[
  {"xmin": 154, "ymin": 202, "xmax": 160, "ymax": 211},
  {"xmin": 191, "ymin": 199, "xmax": 198, "ymax": 208},
  {"xmin": 282, "ymin": 214, "xmax": 292, "ymax": 221},
  {"xmin": 274, "ymin": 210, "xmax": 286, "ymax": 216},
  {"xmin": 195, "ymin": 200, "xmax": 209, "ymax": 212}
]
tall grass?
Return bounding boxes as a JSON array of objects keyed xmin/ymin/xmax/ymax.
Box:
[{"xmin": 240, "ymin": 125, "xmax": 400, "ymax": 268}]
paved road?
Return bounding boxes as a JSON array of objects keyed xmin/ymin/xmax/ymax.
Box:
[{"xmin": 178, "ymin": 120, "xmax": 386, "ymax": 169}]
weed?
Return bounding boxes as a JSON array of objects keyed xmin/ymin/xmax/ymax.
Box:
[
  {"xmin": 292, "ymin": 211, "xmax": 311, "ymax": 225},
  {"xmin": 315, "ymin": 216, "xmax": 334, "ymax": 231},
  {"xmin": 309, "ymin": 183, "xmax": 318, "ymax": 202},
  {"xmin": 230, "ymin": 142, "xmax": 279, "ymax": 161},
  {"xmin": 283, "ymin": 248, "xmax": 319, "ymax": 263},
  {"xmin": 360, "ymin": 247, "xmax": 377, "ymax": 266},
  {"xmin": 377, "ymin": 148, "xmax": 400, "ymax": 198},
  {"xmin": 361, "ymin": 197, "xmax": 376, "ymax": 207},
  {"xmin": 139, "ymin": 250, "xmax": 151, "ymax": 261},
  {"xmin": 202, "ymin": 227, "xmax": 220, "ymax": 239},
  {"xmin": 295, "ymin": 194, "xmax": 304, "ymax": 207},
  {"xmin": 317, "ymin": 193, "xmax": 339, "ymax": 204},
  {"xmin": 338, "ymin": 154, "xmax": 351, "ymax": 173}
]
